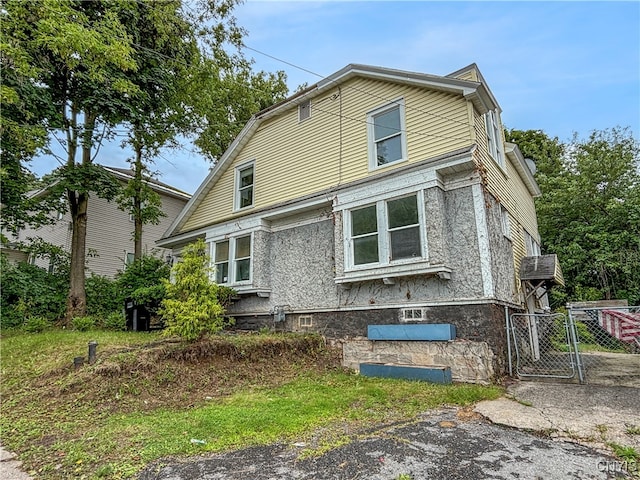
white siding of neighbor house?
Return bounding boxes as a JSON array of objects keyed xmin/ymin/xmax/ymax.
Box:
[{"xmin": 20, "ymin": 189, "xmax": 188, "ymax": 278}]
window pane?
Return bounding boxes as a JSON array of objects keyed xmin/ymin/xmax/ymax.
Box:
[
  {"xmin": 388, "ymin": 195, "xmax": 418, "ymax": 228},
  {"xmin": 239, "ymin": 167, "xmax": 253, "ymax": 188},
  {"xmin": 215, "ymin": 241, "xmax": 229, "ymax": 262},
  {"xmin": 236, "ymin": 235, "xmax": 251, "ymax": 258},
  {"xmin": 354, "ymin": 234, "xmax": 379, "ymax": 265},
  {"xmin": 376, "ymin": 134, "xmax": 402, "ymax": 165},
  {"xmin": 374, "ymin": 107, "xmax": 400, "ymax": 141},
  {"xmin": 215, "ymin": 262, "xmax": 228, "ymax": 284},
  {"xmin": 240, "ymin": 186, "xmax": 253, "ymax": 208},
  {"xmin": 351, "ymin": 205, "xmax": 377, "ymax": 236},
  {"xmin": 236, "ymin": 258, "xmax": 250, "ymax": 281},
  {"xmin": 390, "ymin": 226, "xmax": 421, "ymax": 260}
]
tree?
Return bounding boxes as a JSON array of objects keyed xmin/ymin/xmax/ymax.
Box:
[
  {"xmin": 3, "ymin": 0, "xmax": 263, "ymax": 323},
  {"xmin": 506, "ymin": 127, "xmax": 640, "ymax": 305},
  {"xmin": 159, "ymin": 239, "xmax": 234, "ymax": 341}
]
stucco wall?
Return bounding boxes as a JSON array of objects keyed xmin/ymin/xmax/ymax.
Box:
[{"xmin": 228, "ymin": 183, "xmax": 492, "ymax": 317}]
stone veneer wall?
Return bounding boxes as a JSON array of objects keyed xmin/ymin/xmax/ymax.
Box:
[
  {"xmin": 231, "ymin": 302, "xmax": 514, "ymax": 380},
  {"xmin": 342, "ymin": 339, "xmax": 496, "ymax": 384}
]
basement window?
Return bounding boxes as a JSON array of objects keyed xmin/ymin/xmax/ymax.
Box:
[
  {"xmin": 401, "ymin": 308, "xmax": 424, "ymax": 322},
  {"xmin": 298, "ymin": 315, "xmax": 313, "ymax": 328}
]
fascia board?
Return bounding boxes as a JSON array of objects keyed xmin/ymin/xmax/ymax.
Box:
[
  {"xmin": 505, "ymin": 142, "xmax": 542, "ymax": 197},
  {"xmin": 102, "ymin": 166, "xmax": 190, "ymax": 201},
  {"xmin": 161, "ymin": 117, "xmax": 260, "ymax": 239}
]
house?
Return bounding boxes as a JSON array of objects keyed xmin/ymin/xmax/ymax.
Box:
[
  {"xmin": 158, "ymin": 64, "xmax": 545, "ymax": 381},
  {"xmin": 17, "ymin": 166, "xmax": 190, "ymax": 278}
]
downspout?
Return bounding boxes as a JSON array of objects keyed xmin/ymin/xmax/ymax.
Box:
[{"xmin": 505, "ymin": 304, "xmax": 513, "ymax": 376}]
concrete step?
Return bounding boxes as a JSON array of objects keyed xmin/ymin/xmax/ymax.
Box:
[
  {"xmin": 359, "ymin": 362, "xmax": 452, "ymax": 384},
  {"xmin": 367, "ymin": 324, "xmax": 456, "ymax": 341}
]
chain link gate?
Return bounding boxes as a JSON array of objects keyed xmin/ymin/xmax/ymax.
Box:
[
  {"xmin": 509, "ymin": 307, "xmax": 640, "ymax": 386},
  {"xmin": 509, "ymin": 313, "xmax": 580, "ymax": 380}
]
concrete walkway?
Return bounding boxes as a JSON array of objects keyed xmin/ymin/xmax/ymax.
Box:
[
  {"xmin": 0, "ymin": 446, "xmax": 32, "ymax": 480},
  {"xmin": 475, "ymin": 380, "xmax": 640, "ymax": 454}
]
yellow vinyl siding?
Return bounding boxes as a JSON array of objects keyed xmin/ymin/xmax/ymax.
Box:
[
  {"xmin": 473, "ymin": 108, "xmax": 539, "ymax": 289},
  {"xmin": 180, "ymin": 77, "xmax": 474, "ymax": 233}
]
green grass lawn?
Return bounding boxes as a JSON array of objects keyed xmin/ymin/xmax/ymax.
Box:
[{"xmin": 0, "ymin": 330, "xmax": 503, "ymax": 479}]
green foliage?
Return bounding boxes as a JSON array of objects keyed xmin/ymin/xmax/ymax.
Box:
[
  {"xmin": 0, "ymin": 255, "xmax": 68, "ymax": 328},
  {"xmin": 72, "ymin": 316, "xmax": 96, "ymax": 332},
  {"xmin": 160, "ymin": 239, "xmax": 234, "ymax": 341},
  {"xmin": 22, "ymin": 316, "xmax": 51, "ymax": 333},
  {"xmin": 506, "ymin": 127, "xmax": 640, "ymax": 306},
  {"xmin": 86, "ymin": 274, "xmax": 122, "ymax": 318},
  {"xmin": 102, "ymin": 312, "xmax": 127, "ymax": 331}
]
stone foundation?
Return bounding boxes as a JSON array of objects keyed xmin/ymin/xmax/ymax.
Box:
[{"xmin": 342, "ymin": 339, "xmax": 496, "ymax": 384}]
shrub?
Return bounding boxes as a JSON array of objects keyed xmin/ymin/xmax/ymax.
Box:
[
  {"xmin": 102, "ymin": 312, "xmax": 126, "ymax": 331},
  {"xmin": 0, "ymin": 255, "xmax": 67, "ymax": 328},
  {"xmin": 159, "ymin": 239, "xmax": 235, "ymax": 342},
  {"xmin": 86, "ymin": 274, "xmax": 123, "ymax": 318},
  {"xmin": 22, "ymin": 316, "xmax": 51, "ymax": 333},
  {"xmin": 72, "ymin": 316, "xmax": 95, "ymax": 332}
]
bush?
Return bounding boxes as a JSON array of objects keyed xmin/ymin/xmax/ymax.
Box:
[
  {"xmin": 160, "ymin": 239, "xmax": 235, "ymax": 342},
  {"xmin": 0, "ymin": 255, "xmax": 67, "ymax": 328},
  {"xmin": 22, "ymin": 316, "xmax": 51, "ymax": 333},
  {"xmin": 101, "ymin": 312, "xmax": 126, "ymax": 331},
  {"xmin": 86, "ymin": 274, "xmax": 122, "ymax": 318},
  {"xmin": 72, "ymin": 316, "xmax": 95, "ymax": 332}
]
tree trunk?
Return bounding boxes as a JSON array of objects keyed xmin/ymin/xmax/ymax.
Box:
[
  {"xmin": 65, "ymin": 190, "xmax": 88, "ymax": 323},
  {"xmin": 64, "ymin": 109, "xmax": 95, "ymax": 324},
  {"xmin": 134, "ymin": 142, "xmax": 143, "ymax": 260}
]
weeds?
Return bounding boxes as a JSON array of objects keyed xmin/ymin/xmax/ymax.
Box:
[{"xmin": 1, "ymin": 330, "xmax": 502, "ymax": 479}]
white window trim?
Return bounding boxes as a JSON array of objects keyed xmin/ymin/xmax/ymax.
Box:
[
  {"xmin": 234, "ymin": 160, "xmax": 255, "ymax": 212},
  {"xmin": 343, "ymin": 190, "xmax": 428, "ymax": 274},
  {"xmin": 500, "ymin": 205, "xmax": 512, "ymax": 240},
  {"xmin": 485, "ymin": 109, "xmax": 505, "ymax": 170},
  {"xmin": 367, "ymin": 98, "xmax": 408, "ymax": 171},
  {"xmin": 401, "ymin": 307, "xmax": 425, "ymax": 323},
  {"xmin": 210, "ymin": 233, "xmax": 253, "ymax": 286}
]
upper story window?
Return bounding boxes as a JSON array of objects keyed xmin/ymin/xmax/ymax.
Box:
[
  {"xmin": 347, "ymin": 193, "xmax": 424, "ymax": 268},
  {"xmin": 368, "ymin": 99, "xmax": 407, "ymax": 169},
  {"xmin": 299, "ymin": 99, "xmax": 311, "ymax": 122},
  {"xmin": 485, "ymin": 109, "xmax": 505, "ymax": 169},
  {"xmin": 235, "ymin": 162, "xmax": 254, "ymax": 210},
  {"xmin": 213, "ymin": 234, "xmax": 252, "ymax": 285},
  {"xmin": 524, "ymin": 231, "xmax": 541, "ymax": 257}
]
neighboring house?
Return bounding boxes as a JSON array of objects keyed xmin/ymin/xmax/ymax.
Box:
[
  {"xmin": 17, "ymin": 166, "xmax": 190, "ymax": 278},
  {"xmin": 158, "ymin": 63, "xmax": 545, "ymax": 379}
]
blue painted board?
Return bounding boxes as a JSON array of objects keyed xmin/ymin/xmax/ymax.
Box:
[
  {"xmin": 359, "ymin": 363, "xmax": 452, "ymax": 384},
  {"xmin": 367, "ymin": 324, "xmax": 456, "ymax": 341}
]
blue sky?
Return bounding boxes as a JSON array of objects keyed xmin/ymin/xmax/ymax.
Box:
[{"xmin": 33, "ymin": 0, "xmax": 640, "ymax": 194}]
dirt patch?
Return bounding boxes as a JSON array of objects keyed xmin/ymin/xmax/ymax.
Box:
[{"xmin": 37, "ymin": 332, "xmax": 343, "ymax": 414}]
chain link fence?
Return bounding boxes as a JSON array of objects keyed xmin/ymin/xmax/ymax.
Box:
[{"xmin": 509, "ymin": 307, "xmax": 639, "ymax": 387}]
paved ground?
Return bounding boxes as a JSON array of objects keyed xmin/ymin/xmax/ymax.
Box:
[
  {"xmin": 3, "ymin": 381, "xmax": 638, "ymax": 479},
  {"xmin": 139, "ymin": 381, "xmax": 639, "ymax": 480},
  {"xmin": 0, "ymin": 446, "xmax": 32, "ymax": 480},
  {"xmin": 138, "ymin": 408, "xmax": 629, "ymax": 479}
]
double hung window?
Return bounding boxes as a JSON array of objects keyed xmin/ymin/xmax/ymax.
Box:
[
  {"xmin": 368, "ymin": 100, "xmax": 406, "ymax": 169},
  {"xmin": 349, "ymin": 193, "xmax": 423, "ymax": 268},
  {"xmin": 485, "ymin": 109, "xmax": 505, "ymax": 168},
  {"xmin": 213, "ymin": 235, "xmax": 252, "ymax": 284},
  {"xmin": 235, "ymin": 162, "xmax": 254, "ymax": 210}
]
